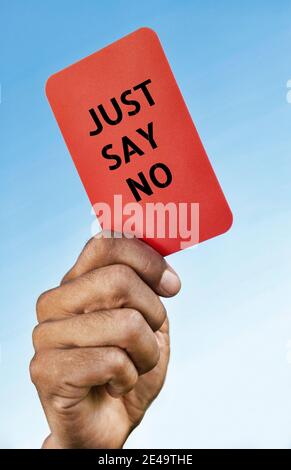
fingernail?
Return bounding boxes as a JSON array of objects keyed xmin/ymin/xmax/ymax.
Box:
[{"xmin": 159, "ymin": 267, "xmax": 181, "ymax": 296}]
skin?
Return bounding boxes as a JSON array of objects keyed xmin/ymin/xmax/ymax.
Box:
[{"xmin": 30, "ymin": 233, "xmax": 181, "ymax": 449}]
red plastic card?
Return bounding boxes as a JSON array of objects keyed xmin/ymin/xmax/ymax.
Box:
[{"xmin": 46, "ymin": 27, "xmax": 232, "ymax": 256}]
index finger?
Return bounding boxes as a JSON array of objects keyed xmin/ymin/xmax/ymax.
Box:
[{"xmin": 62, "ymin": 232, "xmax": 181, "ymax": 297}]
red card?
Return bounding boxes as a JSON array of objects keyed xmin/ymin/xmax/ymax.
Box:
[{"xmin": 46, "ymin": 27, "xmax": 232, "ymax": 256}]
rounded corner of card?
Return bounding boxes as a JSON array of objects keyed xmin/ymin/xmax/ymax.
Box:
[{"xmin": 137, "ymin": 26, "xmax": 159, "ymax": 42}]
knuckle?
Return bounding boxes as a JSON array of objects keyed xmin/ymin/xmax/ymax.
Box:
[
  {"xmin": 121, "ymin": 371, "xmax": 138, "ymax": 393},
  {"xmin": 148, "ymin": 340, "xmax": 160, "ymax": 371},
  {"xmin": 80, "ymin": 269, "xmax": 97, "ymax": 286},
  {"xmin": 32, "ymin": 324, "xmax": 41, "ymax": 350},
  {"xmin": 87, "ymin": 232, "xmax": 115, "ymax": 256},
  {"xmin": 30, "ymin": 350, "xmax": 62, "ymax": 388},
  {"xmin": 112, "ymin": 264, "xmax": 134, "ymax": 281},
  {"xmin": 32, "ymin": 323, "xmax": 49, "ymax": 351},
  {"xmin": 83, "ymin": 235, "xmax": 98, "ymax": 252},
  {"xmin": 84, "ymin": 235, "xmax": 100, "ymax": 255},
  {"xmin": 110, "ymin": 348, "xmax": 129, "ymax": 375},
  {"xmin": 125, "ymin": 309, "xmax": 146, "ymax": 342},
  {"xmin": 36, "ymin": 290, "xmax": 51, "ymax": 321},
  {"xmin": 141, "ymin": 255, "xmax": 155, "ymax": 277},
  {"xmin": 154, "ymin": 301, "xmax": 167, "ymax": 331},
  {"xmin": 109, "ymin": 264, "xmax": 136, "ymax": 297},
  {"xmin": 137, "ymin": 239, "xmax": 165, "ymax": 275},
  {"xmin": 29, "ymin": 353, "xmax": 42, "ymax": 386}
]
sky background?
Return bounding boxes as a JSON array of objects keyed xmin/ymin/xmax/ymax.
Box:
[{"xmin": 1, "ymin": 0, "xmax": 291, "ymax": 448}]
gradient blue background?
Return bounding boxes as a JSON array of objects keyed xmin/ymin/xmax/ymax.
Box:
[{"xmin": 1, "ymin": 0, "xmax": 291, "ymax": 448}]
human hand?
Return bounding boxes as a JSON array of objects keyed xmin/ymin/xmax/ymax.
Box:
[{"xmin": 30, "ymin": 234, "xmax": 181, "ymax": 448}]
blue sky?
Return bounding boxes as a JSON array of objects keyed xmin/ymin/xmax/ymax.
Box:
[{"xmin": 1, "ymin": 0, "xmax": 291, "ymax": 448}]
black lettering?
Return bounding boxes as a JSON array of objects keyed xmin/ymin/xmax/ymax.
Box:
[
  {"xmin": 89, "ymin": 108, "xmax": 103, "ymax": 136},
  {"xmin": 136, "ymin": 122, "xmax": 157, "ymax": 149},
  {"xmin": 150, "ymin": 162, "xmax": 172, "ymax": 188},
  {"xmin": 122, "ymin": 136, "xmax": 144, "ymax": 164},
  {"xmin": 133, "ymin": 79, "xmax": 155, "ymax": 106},
  {"xmin": 101, "ymin": 144, "xmax": 122, "ymax": 170},
  {"xmin": 120, "ymin": 89, "xmax": 141, "ymax": 116},
  {"xmin": 126, "ymin": 171, "xmax": 153, "ymax": 202},
  {"xmin": 98, "ymin": 98, "xmax": 122, "ymax": 126}
]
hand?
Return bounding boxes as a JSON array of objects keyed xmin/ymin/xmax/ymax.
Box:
[{"xmin": 30, "ymin": 234, "xmax": 181, "ymax": 448}]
